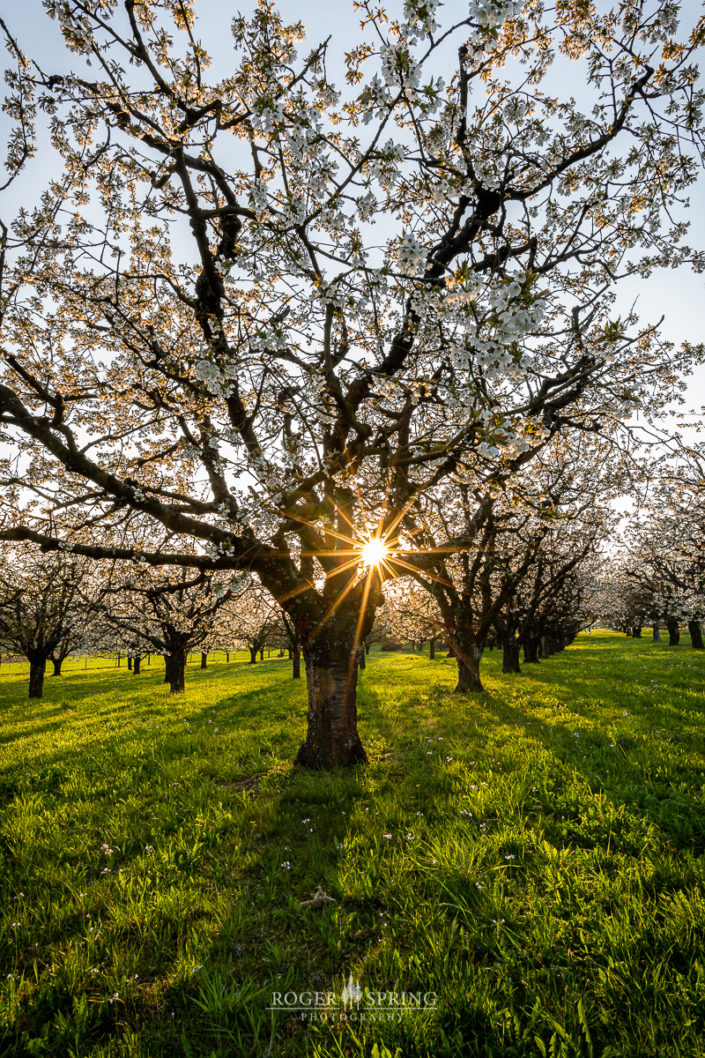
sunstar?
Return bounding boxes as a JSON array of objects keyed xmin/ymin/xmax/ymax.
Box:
[{"xmin": 360, "ymin": 538, "xmax": 388, "ymax": 568}]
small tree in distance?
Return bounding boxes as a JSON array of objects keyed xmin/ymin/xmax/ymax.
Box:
[{"xmin": 0, "ymin": 547, "xmax": 96, "ymax": 697}]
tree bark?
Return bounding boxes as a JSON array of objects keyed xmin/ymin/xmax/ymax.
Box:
[
  {"xmin": 127, "ymin": 655, "xmax": 133, "ymax": 671},
  {"xmin": 51, "ymin": 657, "xmax": 63, "ymax": 676},
  {"xmin": 502, "ymin": 637, "xmax": 521, "ymax": 674},
  {"xmin": 523, "ymin": 638, "xmax": 540, "ymax": 664},
  {"xmin": 429, "ymin": 637, "xmax": 436, "ymax": 660},
  {"xmin": 28, "ymin": 657, "xmax": 46, "ymax": 699},
  {"xmin": 249, "ymin": 646, "xmax": 258, "ymax": 665},
  {"xmin": 688, "ymin": 619, "xmax": 704, "ymax": 650},
  {"xmin": 164, "ymin": 648, "xmax": 186, "ymax": 693},
  {"xmin": 200, "ymin": 651, "xmax": 207, "ymax": 669},
  {"xmin": 226, "ymin": 651, "xmax": 230, "ymax": 663},
  {"xmin": 667, "ymin": 620, "xmax": 680, "ymax": 647},
  {"xmin": 133, "ymin": 655, "xmax": 141, "ymax": 675},
  {"xmin": 651, "ymin": 624, "xmax": 661, "ymax": 642},
  {"xmin": 632, "ymin": 626, "xmax": 642, "ymax": 639},
  {"xmin": 291, "ymin": 645, "xmax": 301, "ymax": 679},
  {"xmin": 296, "ymin": 631, "xmax": 367, "ymax": 768},
  {"xmin": 455, "ymin": 642, "xmax": 484, "ymax": 692},
  {"xmin": 259, "ymin": 647, "xmax": 264, "ymax": 661}
]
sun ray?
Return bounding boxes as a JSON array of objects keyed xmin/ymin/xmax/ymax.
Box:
[
  {"xmin": 346, "ymin": 565, "xmax": 375, "ymax": 695},
  {"xmin": 324, "ymin": 557, "xmax": 365, "ymax": 581},
  {"xmin": 276, "ymin": 580, "xmax": 317, "ymax": 605},
  {"xmin": 328, "ymin": 496, "xmax": 358, "ymax": 534},
  {"xmin": 277, "ymin": 508, "xmax": 357, "ymax": 547},
  {"xmin": 308, "ymin": 571, "xmax": 361, "ymax": 644},
  {"xmin": 383, "ymin": 553, "xmax": 454, "ymax": 589}
]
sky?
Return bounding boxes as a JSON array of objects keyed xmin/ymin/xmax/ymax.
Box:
[{"xmin": 3, "ymin": 0, "xmax": 705, "ymax": 423}]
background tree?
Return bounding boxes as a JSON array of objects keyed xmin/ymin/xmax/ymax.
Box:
[
  {"xmin": 99, "ymin": 564, "xmax": 241, "ymax": 692},
  {"xmin": 0, "ymin": 546, "xmax": 96, "ymax": 697}
]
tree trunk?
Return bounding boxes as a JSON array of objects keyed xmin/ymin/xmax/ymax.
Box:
[
  {"xmin": 632, "ymin": 626, "xmax": 642, "ymax": 639},
  {"xmin": 226, "ymin": 651, "xmax": 230, "ymax": 663},
  {"xmin": 200, "ymin": 651, "xmax": 207, "ymax": 669},
  {"xmin": 688, "ymin": 619, "xmax": 704, "ymax": 650},
  {"xmin": 455, "ymin": 642, "xmax": 484, "ymax": 692},
  {"xmin": 259, "ymin": 647, "xmax": 264, "ymax": 661},
  {"xmin": 127, "ymin": 655, "xmax": 133, "ymax": 671},
  {"xmin": 296, "ymin": 632, "xmax": 367, "ymax": 769},
  {"xmin": 249, "ymin": 646, "xmax": 258, "ymax": 665},
  {"xmin": 502, "ymin": 637, "xmax": 521, "ymax": 674},
  {"xmin": 133, "ymin": 655, "xmax": 141, "ymax": 675},
  {"xmin": 51, "ymin": 657, "xmax": 63, "ymax": 676},
  {"xmin": 164, "ymin": 648, "xmax": 186, "ymax": 693},
  {"xmin": 292, "ymin": 645, "xmax": 301, "ymax": 679},
  {"xmin": 28, "ymin": 657, "xmax": 46, "ymax": 699},
  {"xmin": 429, "ymin": 637, "xmax": 436, "ymax": 660},
  {"xmin": 652, "ymin": 624, "xmax": 661, "ymax": 642},
  {"xmin": 667, "ymin": 620, "xmax": 680, "ymax": 647},
  {"xmin": 358, "ymin": 644, "xmax": 366, "ymax": 671},
  {"xmin": 523, "ymin": 638, "xmax": 540, "ymax": 664}
]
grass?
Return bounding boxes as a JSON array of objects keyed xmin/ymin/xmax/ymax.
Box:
[{"xmin": 0, "ymin": 631, "xmax": 704, "ymax": 1058}]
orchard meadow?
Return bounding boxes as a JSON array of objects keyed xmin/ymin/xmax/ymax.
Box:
[{"xmin": 1, "ymin": 631, "xmax": 704, "ymax": 1058}]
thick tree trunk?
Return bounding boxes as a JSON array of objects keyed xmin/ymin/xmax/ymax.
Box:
[
  {"xmin": 652, "ymin": 624, "xmax": 661, "ymax": 642},
  {"xmin": 296, "ymin": 633, "xmax": 367, "ymax": 769},
  {"xmin": 249, "ymin": 647, "xmax": 258, "ymax": 665},
  {"xmin": 51, "ymin": 657, "xmax": 63, "ymax": 676},
  {"xmin": 200, "ymin": 651, "xmax": 207, "ymax": 669},
  {"xmin": 632, "ymin": 626, "xmax": 642, "ymax": 639},
  {"xmin": 28, "ymin": 657, "xmax": 46, "ymax": 699},
  {"xmin": 667, "ymin": 620, "xmax": 680, "ymax": 647},
  {"xmin": 292, "ymin": 645, "xmax": 301, "ymax": 679},
  {"xmin": 429, "ymin": 637, "xmax": 436, "ymax": 660},
  {"xmin": 133, "ymin": 655, "xmax": 141, "ymax": 675},
  {"xmin": 127, "ymin": 655, "xmax": 133, "ymax": 671},
  {"xmin": 502, "ymin": 637, "xmax": 521, "ymax": 674},
  {"xmin": 455, "ymin": 642, "xmax": 484, "ymax": 692},
  {"xmin": 688, "ymin": 619, "xmax": 704, "ymax": 650},
  {"xmin": 164, "ymin": 648, "xmax": 186, "ymax": 693}
]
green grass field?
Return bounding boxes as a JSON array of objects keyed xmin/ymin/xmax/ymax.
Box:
[{"xmin": 1, "ymin": 632, "xmax": 704, "ymax": 1058}]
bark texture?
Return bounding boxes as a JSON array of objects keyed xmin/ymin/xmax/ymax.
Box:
[
  {"xmin": 295, "ymin": 632, "xmax": 367, "ymax": 768},
  {"xmin": 28, "ymin": 657, "xmax": 46, "ymax": 698}
]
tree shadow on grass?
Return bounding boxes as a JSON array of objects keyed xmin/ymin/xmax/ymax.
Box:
[{"xmin": 474, "ymin": 654, "xmax": 705, "ymax": 854}]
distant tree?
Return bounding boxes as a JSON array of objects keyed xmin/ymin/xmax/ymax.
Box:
[
  {"xmin": 0, "ymin": 547, "xmax": 95, "ymax": 697},
  {"xmin": 99, "ymin": 565, "xmax": 241, "ymax": 692}
]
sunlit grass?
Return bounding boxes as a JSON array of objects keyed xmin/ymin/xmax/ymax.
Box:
[{"xmin": 1, "ymin": 632, "xmax": 704, "ymax": 1057}]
